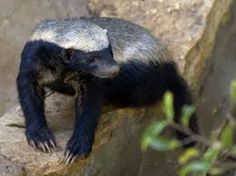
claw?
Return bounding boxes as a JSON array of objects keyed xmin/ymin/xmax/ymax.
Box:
[
  {"xmin": 44, "ymin": 142, "xmax": 51, "ymax": 153},
  {"xmin": 71, "ymin": 155, "xmax": 79, "ymax": 163},
  {"xmin": 39, "ymin": 142, "xmax": 47, "ymax": 153},
  {"xmin": 49, "ymin": 139, "xmax": 57, "ymax": 149},
  {"xmin": 29, "ymin": 140, "xmax": 36, "ymax": 149},
  {"xmin": 63, "ymin": 134, "xmax": 92, "ymax": 165},
  {"xmin": 64, "ymin": 150, "xmax": 70, "ymax": 159},
  {"xmin": 65, "ymin": 154, "xmax": 74, "ymax": 165}
]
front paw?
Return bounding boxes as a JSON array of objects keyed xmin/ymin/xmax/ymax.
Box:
[
  {"xmin": 26, "ymin": 127, "xmax": 57, "ymax": 153},
  {"xmin": 64, "ymin": 134, "xmax": 92, "ymax": 164}
]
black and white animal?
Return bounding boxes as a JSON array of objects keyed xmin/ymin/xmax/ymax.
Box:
[{"xmin": 17, "ymin": 17, "xmax": 198, "ymax": 164}]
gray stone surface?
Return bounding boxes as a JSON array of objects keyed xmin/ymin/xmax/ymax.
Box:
[
  {"xmin": 0, "ymin": 155, "xmax": 25, "ymax": 176},
  {"xmin": 0, "ymin": 96, "xmax": 179, "ymax": 176}
]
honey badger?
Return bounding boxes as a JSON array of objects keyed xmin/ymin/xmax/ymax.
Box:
[{"xmin": 17, "ymin": 17, "xmax": 198, "ymax": 164}]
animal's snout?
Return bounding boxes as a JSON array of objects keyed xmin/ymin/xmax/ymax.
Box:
[
  {"xmin": 92, "ymin": 64, "xmax": 120, "ymax": 79},
  {"xmin": 109, "ymin": 65, "xmax": 120, "ymax": 78}
]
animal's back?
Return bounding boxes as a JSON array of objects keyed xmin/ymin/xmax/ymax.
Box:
[
  {"xmin": 30, "ymin": 17, "xmax": 171, "ymax": 64},
  {"xmin": 82, "ymin": 17, "xmax": 172, "ymax": 64},
  {"xmin": 30, "ymin": 18, "xmax": 109, "ymax": 52}
]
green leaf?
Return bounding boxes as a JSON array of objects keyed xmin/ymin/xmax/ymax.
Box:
[
  {"xmin": 145, "ymin": 120, "xmax": 168, "ymax": 135},
  {"xmin": 141, "ymin": 135, "xmax": 152, "ymax": 151},
  {"xmin": 203, "ymin": 143, "xmax": 221, "ymax": 164},
  {"xmin": 230, "ymin": 80, "xmax": 236, "ymax": 102},
  {"xmin": 179, "ymin": 161, "xmax": 210, "ymax": 176},
  {"xmin": 181, "ymin": 105, "xmax": 196, "ymax": 127},
  {"xmin": 219, "ymin": 121, "xmax": 235, "ymax": 148},
  {"xmin": 141, "ymin": 120, "xmax": 169, "ymax": 151},
  {"xmin": 169, "ymin": 139, "xmax": 181, "ymax": 150},
  {"xmin": 148, "ymin": 136, "xmax": 170, "ymax": 151},
  {"xmin": 178, "ymin": 148, "xmax": 200, "ymax": 165},
  {"xmin": 208, "ymin": 167, "xmax": 223, "ymax": 175},
  {"xmin": 143, "ymin": 136, "xmax": 181, "ymax": 151},
  {"xmin": 162, "ymin": 91, "xmax": 174, "ymax": 121}
]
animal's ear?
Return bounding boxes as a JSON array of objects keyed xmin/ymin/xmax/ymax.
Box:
[{"xmin": 60, "ymin": 48, "xmax": 74, "ymax": 63}]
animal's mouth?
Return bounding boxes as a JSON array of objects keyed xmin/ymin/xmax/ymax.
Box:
[{"xmin": 92, "ymin": 65, "xmax": 120, "ymax": 79}]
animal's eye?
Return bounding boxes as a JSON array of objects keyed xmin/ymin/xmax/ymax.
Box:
[
  {"xmin": 61, "ymin": 49, "xmax": 74, "ymax": 62},
  {"xmin": 65, "ymin": 49, "xmax": 74, "ymax": 61},
  {"xmin": 87, "ymin": 57, "xmax": 96, "ymax": 63}
]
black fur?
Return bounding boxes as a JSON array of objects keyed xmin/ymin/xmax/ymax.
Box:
[
  {"xmin": 17, "ymin": 40, "xmax": 198, "ymax": 162},
  {"xmin": 46, "ymin": 81, "xmax": 75, "ymax": 96}
]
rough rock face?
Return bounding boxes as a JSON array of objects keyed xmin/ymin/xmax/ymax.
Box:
[
  {"xmin": 0, "ymin": 0, "xmax": 89, "ymax": 115},
  {"xmin": 0, "ymin": 0, "xmax": 235, "ymax": 175},
  {"xmin": 1, "ymin": 95, "xmax": 177, "ymax": 176}
]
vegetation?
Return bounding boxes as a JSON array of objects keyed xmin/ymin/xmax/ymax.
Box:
[{"xmin": 141, "ymin": 80, "xmax": 236, "ymax": 176}]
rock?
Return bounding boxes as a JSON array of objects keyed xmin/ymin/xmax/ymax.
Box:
[
  {"xmin": 0, "ymin": 155, "xmax": 25, "ymax": 176},
  {"xmin": 0, "ymin": 0, "xmax": 89, "ymax": 115},
  {"xmin": 0, "ymin": 0, "xmax": 235, "ymax": 175},
  {"xmin": 1, "ymin": 94, "xmax": 178, "ymax": 176},
  {"xmin": 196, "ymin": 1, "xmax": 236, "ymax": 137}
]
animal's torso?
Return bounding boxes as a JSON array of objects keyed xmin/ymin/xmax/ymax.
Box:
[
  {"xmin": 30, "ymin": 17, "xmax": 171, "ymax": 106},
  {"xmin": 16, "ymin": 17, "xmax": 198, "ymax": 158}
]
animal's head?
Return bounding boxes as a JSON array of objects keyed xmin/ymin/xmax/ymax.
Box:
[
  {"xmin": 31, "ymin": 18, "xmax": 120, "ymax": 78},
  {"xmin": 61, "ymin": 45, "xmax": 120, "ymax": 78}
]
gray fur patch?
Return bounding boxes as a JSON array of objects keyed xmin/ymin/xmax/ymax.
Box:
[
  {"xmin": 83, "ymin": 17, "xmax": 172, "ymax": 64},
  {"xmin": 30, "ymin": 19, "xmax": 109, "ymax": 52},
  {"xmin": 31, "ymin": 17, "xmax": 171, "ymax": 64}
]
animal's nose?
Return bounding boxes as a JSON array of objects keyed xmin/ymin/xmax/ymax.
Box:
[{"xmin": 110, "ymin": 65, "xmax": 120, "ymax": 78}]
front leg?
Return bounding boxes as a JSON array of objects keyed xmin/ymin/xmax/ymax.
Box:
[
  {"xmin": 17, "ymin": 72, "xmax": 56, "ymax": 152},
  {"xmin": 64, "ymin": 81, "xmax": 104, "ymax": 164}
]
